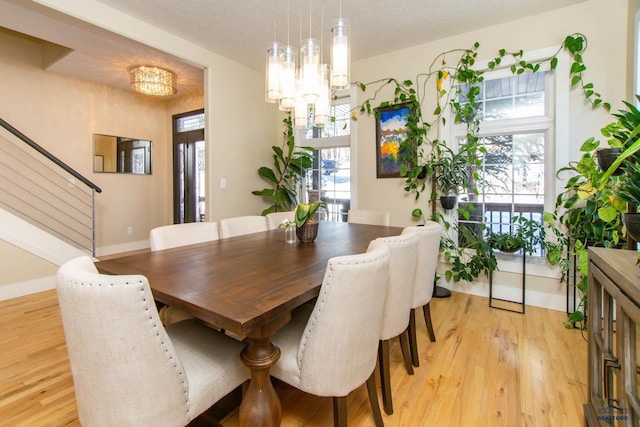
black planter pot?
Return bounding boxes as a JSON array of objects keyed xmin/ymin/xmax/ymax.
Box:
[
  {"xmin": 595, "ymin": 148, "xmax": 624, "ymax": 176},
  {"xmin": 440, "ymin": 195, "xmax": 457, "ymax": 210},
  {"xmin": 624, "ymin": 213, "xmax": 640, "ymax": 243}
]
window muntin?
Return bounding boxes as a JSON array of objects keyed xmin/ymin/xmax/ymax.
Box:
[
  {"xmin": 455, "ymin": 72, "xmax": 550, "ymax": 255},
  {"xmin": 303, "ymin": 94, "xmax": 351, "ymax": 222}
]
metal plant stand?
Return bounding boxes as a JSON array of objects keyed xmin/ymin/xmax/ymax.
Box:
[{"xmin": 489, "ymin": 252, "xmax": 526, "ymax": 314}]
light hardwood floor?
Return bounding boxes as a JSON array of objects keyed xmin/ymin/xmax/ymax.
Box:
[{"xmin": 0, "ymin": 289, "xmax": 587, "ymax": 426}]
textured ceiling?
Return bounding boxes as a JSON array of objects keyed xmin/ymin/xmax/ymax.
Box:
[{"xmin": 0, "ymin": 0, "xmax": 586, "ymax": 98}]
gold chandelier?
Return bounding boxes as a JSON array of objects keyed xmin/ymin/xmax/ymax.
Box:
[{"xmin": 130, "ymin": 66, "xmax": 177, "ymax": 96}]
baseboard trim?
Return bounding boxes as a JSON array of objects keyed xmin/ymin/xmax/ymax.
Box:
[{"xmin": 0, "ymin": 276, "xmax": 56, "ymax": 301}]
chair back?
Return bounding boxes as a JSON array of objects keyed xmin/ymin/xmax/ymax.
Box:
[
  {"xmin": 347, "ymin": 209, "xmax": 391, "ymax": 226},
  {"xmin": 402, "ymin": 222, "xmax": 443, "ymax": 308},
  {"xmin": 219, "ymin": 215, "xmax": 268, "ymax": 238},
  {"xmin": 56, "ymin": 256, "xmax": 190, "ymax": 427},
  {"xmin": 367, "ymin": 233, "xmax": 419, "ymax": 340},
  {"xmin": 296, "ymin": 246, "xmax": 391, "ymax": 397},
  {"xmin": 150, "ymin": 222, "xmax": 220, "ymax": 251},
  {"xmin": 266, "ymin": 211, "xmax": 295, "ymax": 230}
]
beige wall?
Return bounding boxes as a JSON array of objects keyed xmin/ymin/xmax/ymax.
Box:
[
  {"xmin": 352, "ymin": 0, "xmax": 629, "ymax": 226},
  {"xmin": 0, "ymin": 240, "xmax": 56, "ymax": 285}
]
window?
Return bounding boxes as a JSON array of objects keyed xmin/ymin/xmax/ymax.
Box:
[
  {"xmin": 302, "ymin": 95, "xmax": 352, "ymax": 222},
  {"xmin": 453, "ymin": 72, "xmax": 553, "ymax": 256}
]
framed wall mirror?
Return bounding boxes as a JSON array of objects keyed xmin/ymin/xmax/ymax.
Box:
[{"xmin": 93, "ymin": 134, "xmax": 152, "ymax": 174}]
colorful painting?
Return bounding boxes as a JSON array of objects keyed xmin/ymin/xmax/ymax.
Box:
[{"xmin": 376, "ymin": 103, "xmax": 414, "ymax": 178}]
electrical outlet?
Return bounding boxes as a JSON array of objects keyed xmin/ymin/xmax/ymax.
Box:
[
  {"xmin": 127, "ymin": 226, "xmax": 133, "ymax": 235},
  {"xmin": 220, "ymin": 178, "xmax": 227, "ymax": 189}
]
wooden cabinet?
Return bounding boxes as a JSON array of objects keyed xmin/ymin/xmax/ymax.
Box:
[{"xmin": 585, "ymin": 247, "xmax": 640, "ymax": 426}]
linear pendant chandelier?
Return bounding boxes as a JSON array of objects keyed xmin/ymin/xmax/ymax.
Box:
[{"xmin": 265, "ymin": 0, "xmax": 350, "ymax": 129}]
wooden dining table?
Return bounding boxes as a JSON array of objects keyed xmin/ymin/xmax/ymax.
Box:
[{"xmin": 96, "ymin": 221, "xmax": 403, "ymax": 427}]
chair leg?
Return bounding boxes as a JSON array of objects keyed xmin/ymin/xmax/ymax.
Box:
[
  {"xmin": 333, "ymin": 396, "xmax": 348, "ymax": 427},
  {"xmin": 408, "ymin": 308, "xmax": 419, "ymax": 367},
  {"xmin": 398, "ymin": 329, "xmax": 414, "ymax": 375},
  {"xmin": 423, "ymin": 303, "xmax": 436, "ymax": 342},
  {"xmin": 378, "ymin": 340, "xmax": 393, "ymax": 415},
  {"xmin": 366, "ymin": 372, "xmax": 384, "ymax": 427}
]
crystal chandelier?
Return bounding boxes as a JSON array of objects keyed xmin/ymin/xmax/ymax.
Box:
[
  {"xmin": 130, "ymin": 66, "xmax": 177, "ymax": 96},
  {"xmin": 265, "ymin": 0, "xmax": 350, "ymax": 128}
]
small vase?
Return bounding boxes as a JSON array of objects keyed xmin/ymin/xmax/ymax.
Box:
[
  {"xmin": 285, "ymin": 225, "xmax": 296, "ymax": 243},
  {"xmin": 296, "ymin": 221, "xmax": 319, "ymax": 243}
]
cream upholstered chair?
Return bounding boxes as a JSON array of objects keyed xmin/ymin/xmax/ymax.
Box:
[
  {"xmin": 150, "ymin": 222, "xmax": 221, "ymax": 325},
  {"xmin": 402, "ymin": 222, "xmax": 443, "ymax": 366},
  {"xmin": 367, "ymin": 232, "xmax": 419, "ymax": 415},
  {"xmin": 219, "ymin": 215, "xmax": 268, "ymax": 238},
  {"xmin": 269, "ymin": 245, "xmax": 391, "ymax": 427},
  {"xmin": 56, "ymin": 256, "xmax": 250, "ymax": 427},
  {"xmin": 347, "ymin": 209, "xmax": 391, "ymax": 226},
  {"xmin": 149, "ymin": 221, "xmax": 220, "ymax": 251},
  {"xmin": 265, "ymin": 211, "xmax": 295, "ymax": 230}
]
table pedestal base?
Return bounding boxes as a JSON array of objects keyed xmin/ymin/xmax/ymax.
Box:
[{"xmin": 239, "ymin": 337, "xmax": 282, "ymax": 427}]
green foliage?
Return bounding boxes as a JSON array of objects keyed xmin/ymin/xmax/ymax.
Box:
[
  {"xmin": 487, "ymin": 216, "xmax": 545, "ymax": 255},
  {"xmin": 353, "ymin": 32, "xmax": 612, "ymax": 295},
  {"xmin": 294, "ymin": 200, "xmax": 326, "ymax": 228},
  {"xmin": 252, "ymin": 115, "xmax": 315, "ymax": 215}
]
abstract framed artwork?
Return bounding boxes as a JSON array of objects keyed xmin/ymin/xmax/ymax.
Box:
[{"xmin": 375, "ymin": 103, "xmax": 414, "ymax": 178}]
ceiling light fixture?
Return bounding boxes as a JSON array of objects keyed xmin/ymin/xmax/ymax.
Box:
[
  {"xmin": 264, "ymin": 0, "xmax": 351, "ymax": 129},
  {"xmin": 130, "ymin": 66, "xmax": 177, "ymax": 96}
]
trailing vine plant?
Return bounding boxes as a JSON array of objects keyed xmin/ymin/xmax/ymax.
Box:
[{"xmin": 352, "ymin": 33, "xmax": 612, "ymax": 310}]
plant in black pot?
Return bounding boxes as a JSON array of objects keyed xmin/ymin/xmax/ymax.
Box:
[
  {"xmin": 611, "ymin": 161, "xmax": 640, "ymax": 243},
  {"xmin": 433, "ymin": 150, "xmax": 469, "ymax": 210}
]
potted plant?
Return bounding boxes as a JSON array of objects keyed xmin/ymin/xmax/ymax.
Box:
[
  {"xmin": 294, "ymin": 200, "xmax": 326, "ymax": 243},
  {"xmin": 433, "ymin": 150, "xmax": 469, "ymax": 210},
  {"xmin": 486, "ymin": 216, "xmax": 545, "ymax": 255},
  {"xmin": 252, "ymin": 115, "xmax": 315, "ymax": 215}
]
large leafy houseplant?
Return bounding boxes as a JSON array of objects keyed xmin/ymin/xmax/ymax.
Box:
[{"xmin": 252, "ymin": 115, "xmax": 314, "ymax": 215}]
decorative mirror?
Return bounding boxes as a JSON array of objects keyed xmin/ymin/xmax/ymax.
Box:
[{"xmin": 93, "ymin": 134, "xmax": 152, "ymax": 174}]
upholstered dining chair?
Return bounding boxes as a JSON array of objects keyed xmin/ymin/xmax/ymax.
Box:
[
  {"xmin": 149, "ymin": 221, "xmax": 220, "ymax": 251},
  {"xmin": 56, "ymin": 256, "xmax": 250, "ymax": 427},
  {"xmin": 149, "ymin": 222, "xmax": 220, "ymax": 325},
  {"xmin": 367, "ymin": 232, "xmax": 419, "ymax": 415},
  {"xmin": 347, "ymin": 209, "xmax": 391, "ymax": 226},
  {"xmin": 269, "ymin": 245, "xmax": 391, "ymax": 427},
  {"xmin": 265, "ymin": 211, "xmax": 295, "ymax": 230},
  {"xmin": 219, "ymin": 215, "xmax": 268, "ymax": 238},
  {"xmin": 402, "ymin": 222, "xmax": 443, "ymax": 367}
]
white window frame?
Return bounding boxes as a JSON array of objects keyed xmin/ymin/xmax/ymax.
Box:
[
  {"xmin": 296, "ymin": 87, "xmax": 358, "ymax": 208},
  {"xmin": 446, "ymin": 46, "xmax": 569, "ymax": 277}
]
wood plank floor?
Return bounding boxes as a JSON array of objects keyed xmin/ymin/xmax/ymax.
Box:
[{"xmin": 0, "ymin": 289, "xmax": 587, "ymax": 426}]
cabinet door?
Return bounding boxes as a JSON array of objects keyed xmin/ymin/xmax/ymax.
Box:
[
  {"xmin": 616, "ymin": 290, "xmax": 640, "ymax": 426},
  {"xmin": 588, "ymin": 263, "xmax": 620, "ymax": 425}
]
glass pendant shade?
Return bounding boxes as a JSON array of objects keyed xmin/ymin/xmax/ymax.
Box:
[
  {"xmin": 314, "ymin": 64, "xmax": 330, "ymax": 126},
  {"xmin": 300, "ymin": 38, "xmax": 320, "ymax": 104},
  {"xmin": 265, "ymin": 41, "xmax": 283, "ymax": 103},
  {"xmin": 330, "ymin": 18, "xmax": 350, "ymax": 89},
  {"xmin": 294, "ymin": 73, "xmax": 309, "ymax": 128},
  {"xmin": 279, "ymin": 45, "xmax": 297, "ymax": 110}
]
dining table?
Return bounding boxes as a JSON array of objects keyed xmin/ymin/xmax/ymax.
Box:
[{"xmin": 96, "ymin": 221, "xmax": 403, "ymax": 427}]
